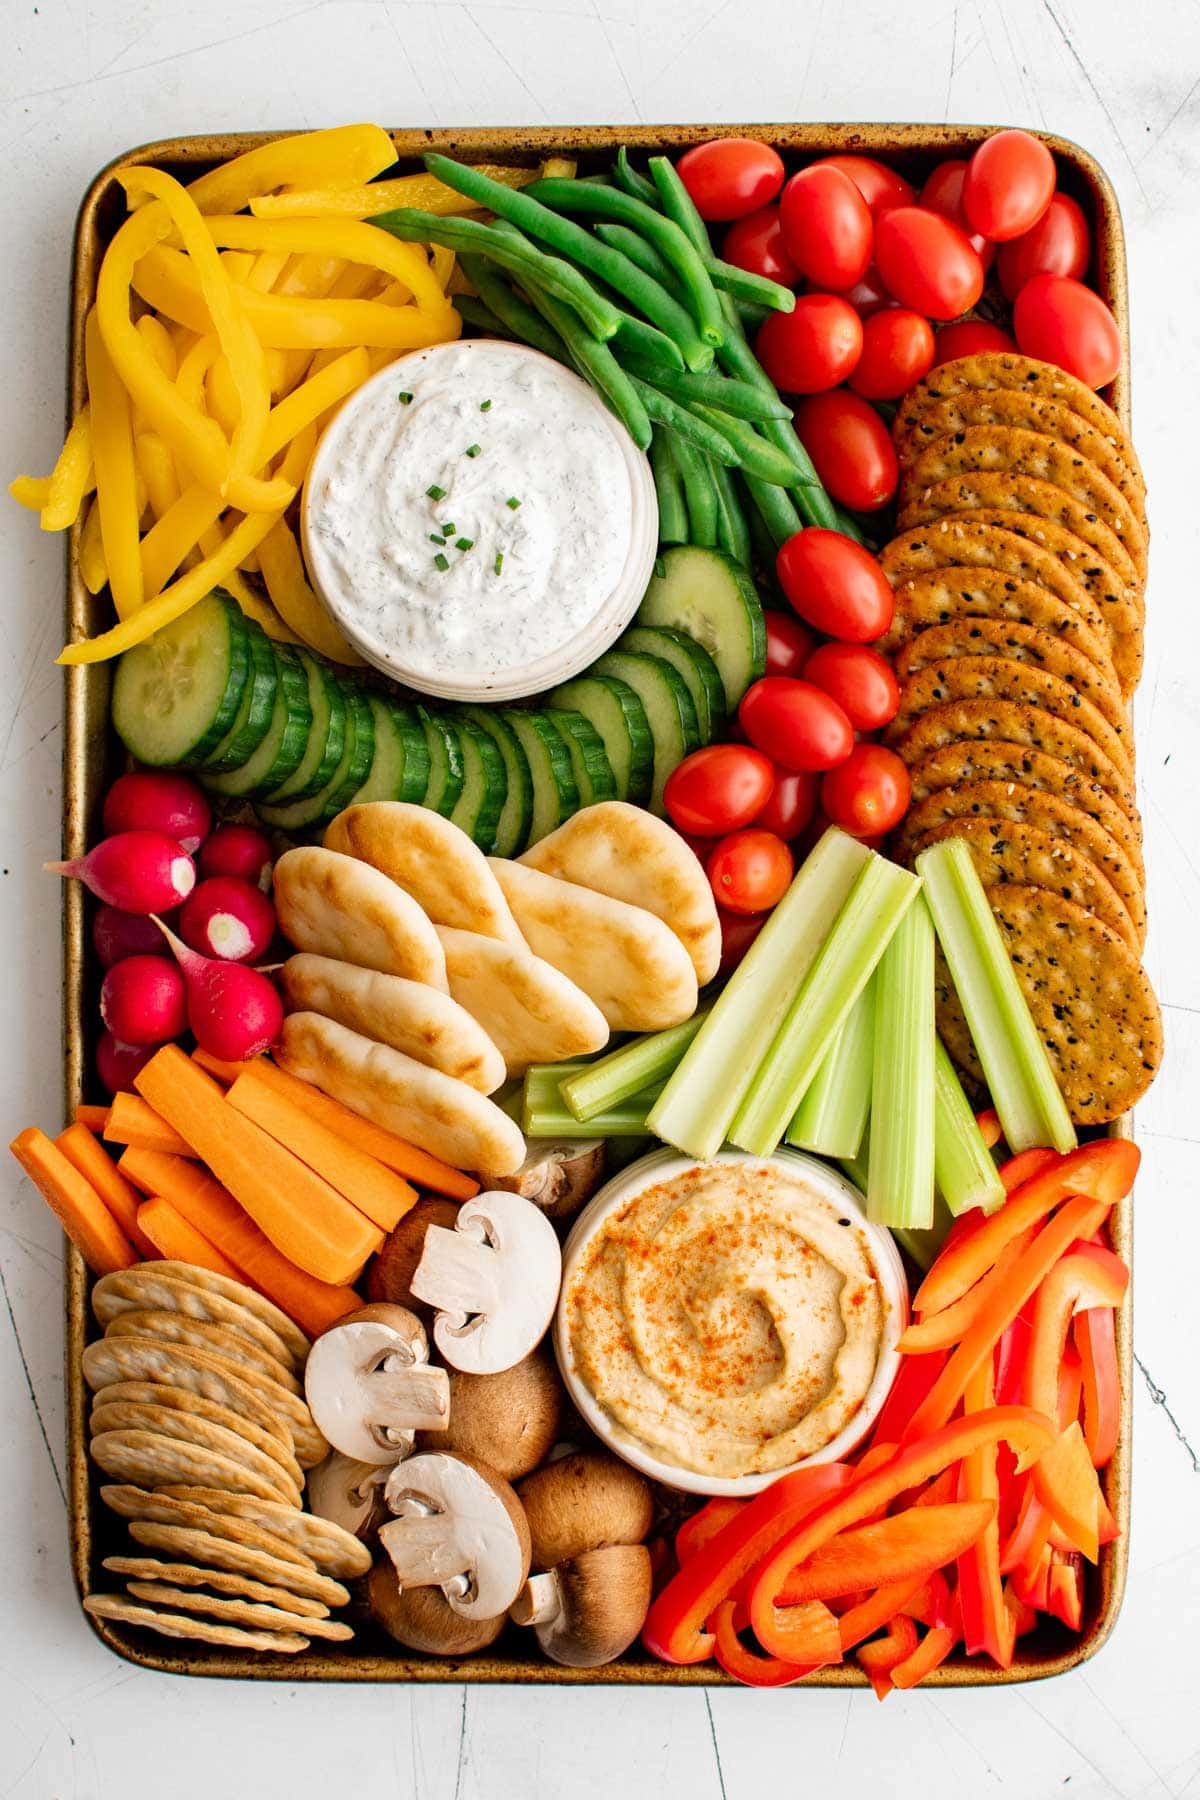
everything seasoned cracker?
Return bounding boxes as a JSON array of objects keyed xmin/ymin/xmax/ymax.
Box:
[
  {"xmin": 878, "ymin": 565, "xmax": 1116, "ymax": 680},
  {"xmin": 893, "ymin": 618, "xmax": 1128, "ymax": 740},
  {"xmin": 880, "ymin": 520, "xmax": 1108, "ymax": 640}
]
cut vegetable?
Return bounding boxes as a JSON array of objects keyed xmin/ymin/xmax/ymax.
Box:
[
  {"xmin": 934, "ymin": 1039, "xmax": 1006, "ymax": 1218},
  {"xmin": 546, "ymin": 675, "xmax": 653, "ymax": 808},
  {"xmin": 417, "ymin": 705, "xmax": 467, "ymax": 819},
  {"xmin": 136, "ymin": 1196, "xmax": 245, "ymax": 1279},
  {"xmin": 111, "ymin": 592, "xmax": 251, "ymax": 766},
  {"xmin": 590, "ymin": 649, "xmax": 700, "ymax": 814},
  {"xmin": 560, "ymin": 1009, "xmax": 711, "ymax": 1122},
  {"xmin": 866, "ymin": 896, "xmax": 936, "ymax": 1232},
  {"xmin": 787, "ymin": 979, "xmax": 874, "ymax": 1160},
  {"xmin": 635, "ymin": 545, "xmax": 765, "ymax": 711},
  {"xmin": 102, "ymin": 1091, "xmax": 192, "ymax": 1157},
  {"xmin": 523, "ymin": 1065, "xmax": 664, "ymax": 1138},
  {"xmin": 55, "ymin": 1121, "xmax": 158, "ymax": 1258},
  {"xmin": 10, "ymin": 1127, "xmax": 137, "ymax": 1275},
  {"xmin": 545, "ymin": 708, "xmax": 617, "ymax": 809},
  {"xmin": 461, "ymin": 709, "xmax": 531, "ymax": 855}
]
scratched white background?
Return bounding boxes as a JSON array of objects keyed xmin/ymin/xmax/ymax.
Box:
[{"xmin": 2, "ymin": 1, "xmax": 1198, "ymax": 1794}]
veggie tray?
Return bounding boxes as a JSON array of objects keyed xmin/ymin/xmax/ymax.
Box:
[{"xmin": 28, "ymin": 120, "xmax": 1144, "ymax": 1688}]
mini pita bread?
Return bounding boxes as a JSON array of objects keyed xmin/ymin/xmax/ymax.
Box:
[
  {"xmin": 519, "ymin": 801, "xmax": 721, "ymax": 985},
  {"xmin": 488, "ymin": 857, "xmax": 699, "ymax": 1032},
  {"xmin": 435, "ymin": 927, "xmax": 610, "ymax": 1077},
  {"xmin": 325, "ymin": 802, "xmax": 523, "ymax": 943},
  {"xmin": 277, "ymin": 1012, "xmax": 527, "ymax": 1176},
  {"xmin": 280, "ymin": 953, "xmax": 505, "ymax": 1094},
  {"xmin": 273, "ymin": 846, "xmax": 447, "ymax": 988}
]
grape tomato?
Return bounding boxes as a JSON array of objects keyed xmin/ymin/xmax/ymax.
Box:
[
  {"xmin": 776, "ymin": 529, "xmax": 894, "ymax": 642},
  {"xmin": 677, "ymin": 138, "xmax": 785, "ymax": 221},
  {"xmin": 997, "ymin": 192, "xmax": 1089, "ymax": 299},
  {"xmin": 718, "ymin": 905, "xmax": 767, "ymax": 973},
  {"xmin": 738, "ymin": 676, "xmax": 855, "ymax": 772},
  {"xmin": 812, "ymin": 155, "xmax": 915, "ymax": 217},
  {"xmin": 706, "ymin": 830, "xmax": 795, "ymax": 915},
  {"xmin": 875, "ymin": 206, "xmax": 986, "ymax": 319},
  {"xmin": 931, "ymin": 318, "xmax": 1016, "ymax": 365},
  {"xmin": 779, "ymin": 165, "xmax": 874, "ymax": 291},
  {"xmin": 1013, "ymin": 274, "xmax": 1121, "ymax": 388},
  {"xmin": 791, "ymin": 390, "xmax": 898, "ymax": 512},
  {"xmin": 756, "ymin": 768, "xmax": 820, "ymax": 839},
  {"xmin": 962, "ymin": 129, "xmax": 1056, "ymax": 242},
  {"xmin": 802, "ymin": 642, "xmax": 900, "ymax": 730},
  {"xmin": 849, "ymin": 308, "xmax": 936, "ymax": 400},
  {"xmin": 821, "ymin": 743, "xmax": 911, "ymax": 836},
  {"xmin": 722, "ymin": 205, "xmax": 800, "ymax": 287},
  {"xmin": 663, "ymin": 744, "xmax": 775, "ymax": 836},
  {"xmin": 755, "ymin": 294, "xmax": 863, "ymax": 393},
  {"xmin": 764, "ymin": 610, "xmax": 817, "ymax": 678},
  {"xmin": 918, "ymin": 160, "xmax": 995, "ymax": 269}
]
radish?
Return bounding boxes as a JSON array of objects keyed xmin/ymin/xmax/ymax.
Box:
[
  {"xmin": 92, "ymin": 904, "xmax": 168, "ymax": 968},
  {"xmin": 47, "ymin": 831, "xmax": 195, "ymax": 913},
  {"xmin": 154, "ymin": 918, "xmax": 283, "ymax": 1061},
  {"xmin": 96, "ymin": 1030, "xmax": 157, "ymax": 1094},
  {"xmin": 100, "ymin": 955, "xmax": 188, "ymax": 1045},
  {"xmin": 198, "ymin": 823, "xmax": 273, "ymax": 891},
  {"xmin": 102, "ymin": 770, "xmax": 211, "ymax": 855},
  {"xmin": 178, "ymin": 877, "xmax": 276, "ymax": 964}
]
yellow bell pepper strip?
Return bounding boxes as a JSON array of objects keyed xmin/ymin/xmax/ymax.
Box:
[
  {"xmin": 857, "ymin": 1613, "xmax": 919, "ymax": 1700},
  {"xmin": 206, "ymin": 354, "xmax": 242, "ymax": 439},
  {"xmin": 135, "ymin": 311, "xmax": 177, "ymax": 379},
  {"xmin": 257, "ymin": 512, "xmax": 365, "ymax": 666},
  {"xmin": 10, "ymin": 475, "xmax": 51, "ymax": 511},
  {"xmin": 219, "ymin": 249, "xmax": 255, "ymax": 283},
  {"xmin": 139, "ymin": 486, "xmax": 224, "ymax": 597},
  {"xmin": 955, "ymin": 1359, "xmax": 1016, "ymax": 1667},
  {"xmin": 899, "ymin": 1224, "xmax": 1040, "ymax": 1353},
  {"xmin": 430, "ymin": 244, "xmax": 456, "ymax": 289},
  {"xmin": 1023, "ymin": 1244, "xmax": 1128, "ymax": 1423},
  {"xmin": 249, "ymin": 161, "xmax": 562, "ymax": 221},
  {"xmin": 246, "ymin": 250, "xmax": 290, "ymax": 293},
  {"xmin": 40, "ymin": 406, "xmax": 95, "ymax": 531},
  {"xmin": 175, "ymin": 335, "xmax": 218, "ymax": 409},
  {"xmin": 221, "ymin": 571, "xmax": 302, "ymax": 645},
  {"xmin": 77, "ymin": 497, "xmax": 108, "ymax": 593},
  {"xmin": 84, "ymin": 309, "xmax": 144, "ymax": 618},
  {"xmin": 134, "ymin": 432, "xmax": 181, "ymax": 523},
  {"xmin": 259, "ymin": 346, "xmax": 370, "ymax": 460},
  {"xmin": 267, "ymin": 253, "xmax": 352, "ymax": 396},
  {"xmin": 204, "ymin": 217, "xmax": 451, "ymax": 319},
  {"xmin": 1075, "ymin": 1305, "xmax": 1121, "ymax": 1468},
  {"xmin": 185, "ymin": 124, "xmax": 397, "ymax": 217}
]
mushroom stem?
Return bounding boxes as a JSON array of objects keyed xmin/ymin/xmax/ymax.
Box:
[
  {"xmin": 371, "ymin": 1360, "xmax": 451, "ymax": 1433},
  {"xmin": 510, "ymin": 1571, "xmax": 562, "ymax": 1629},
  {"xmin": 410, "ymin": 1220, "xmax": 501, "ymax": 1324},
  {"xmin": 380, "ymin": 1505, "xmax": 473, "ymax": 1591}
]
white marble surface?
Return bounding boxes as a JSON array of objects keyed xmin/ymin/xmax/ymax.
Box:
[{"xmin": 2, "ymin": 2, "xmax": 1198, "ymax": 1794}]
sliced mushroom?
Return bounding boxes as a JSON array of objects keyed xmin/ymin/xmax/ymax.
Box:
[
  {"xmin": 416, "ymin": 1350, "xmax": 565, "ymax": 1481},
  {"xmin": 517, "ymin": 1451, "xmax": 654, "ymax": 1571},
  {"xmin": 410, "ymin": 1190, "xmax": 561, "ymax": 1375},
  {"xmin": 366, "ymin": 1197, "xmax": 461, "ymax": 1318},
  {"xmin": 303, "ymin": 1303, "xmax": 450, "ymax": 1465},
  {"xmin": 487, "ymin": 1141, "xmax": 605, "ymax": 1221},
  {"xmin": 510, "ymin": 1544, "xmax": 652, "ymax": 1667},
  {"xmin": 367, "ymin": 1560, "xmax": 506, "ymax": 1656},
  {"xmin": 305, "ymin": 1452, "xmax": 392, "ymax": 1543},
  {"xmin": 379, "ymin": 1450, "xmax": 531, "ymax": 1620}
]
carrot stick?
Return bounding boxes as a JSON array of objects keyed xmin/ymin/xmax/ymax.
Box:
[
  {"xmin": 192, "ymin": 1049, "xmax": 479, "ymax": 1200},
  {"xmin": 226, "ymin": 1069, "xmax": 417, "ymax": 1232},
  {"xmin": 136, "ymin": 1197, "xmax": 245, "ymax": 1280},
  {"xmin": 119, "ymin": 1146, "xmax": 361, "ymax": 1335},
  {"xmin": 136, "ymin": 1047, "xmax": 382, "ymax": 1284},
  {"xmin": 73, "ymin": 1104, "xmax": 111, "ymax": 1132},
  {"xmin": 103, "ymin": 1091, "xmax": 193, "ymax": 1156},
  {"xmin": 10, "ymin": 1127, "xmax": 138, "ymax": 1275},
  {"xmin": 55, "ymin": 1122, "xmax": 159, "ymax": 1259}
]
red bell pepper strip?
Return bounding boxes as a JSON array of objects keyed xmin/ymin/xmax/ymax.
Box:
[
  {"xmin": 1075, "ymin": 1305, "xmax": 1121, "ymax": 1468},
  {"xmin": 675, "ymin": 1497, "xmax": 745, "ymax": 1566},
  {"xmin": 956, "ymin": 1359, "xmax": 1015, "ymax": 1667},
  {"xmin": 891, "ymin": 1620, "xmax": 960, "ymax": 1688},
  {"xmin": 1005, "ymin": 1587, "xmax": 1040, "ymax": 1637},
  {"xmin": 901, "ymin": 1568, "xmax": 953, "ymax": 1628},
  {"xmin": 1032, "ymin": 1419, "xmax": 1109, "ymax": 1561},
  {"xmin": 767, "ymin": 1501, "xmax": 994, "ymax": 1618},
  {"xmin": 903, "ymin": 1195, "xmax": 1113, "ymax": 1441},
  {"xmin": 1024, "ymin": 1246, "xmax": 1129, "ymax": 1420},
  {"xmin": 711, "ymin": 1598, "xmax": 835, "ymax": 1686},
  {"xmin": 1057, "ymin": 1343, "xmax": 1084, "ymax": 1430},
  {"xmin": 858, "ymin": 1614, "xmax": 920, "ymax": 1700},
  {"xmin": 1010, "ymin": 1542, "xmax": 1053, "ymax": 1610},
  {"xmin": 1000, "ymin": 1479, "xmax": 1053, "ymax": 1577},
  {"xmin": 913, "ymin": 1140, "xmax": 1139, "ymax": 1318},
  {"xmin": 994, "ymin": 1305, "xmax": 1035, "ymax": 1407},
  {"xmin": 997, "ymin": 1145, "xmax": 1059, "ymax": 1194},
  {"xmin": 901, "ymin": 1225, "xmax": 1039, "ymax": 1352},
  {"xmin": 866, "ymin": 1351, "xmax": 948, "ymax": 1451},
  {"xmin": 1046, "ymin": 1552, "xmax": 1084, "ymax": 1630}
]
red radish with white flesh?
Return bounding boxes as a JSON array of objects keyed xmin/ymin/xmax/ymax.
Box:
[
  {"xmin": 178, "ymin": 877, "xmax": 276, "ymax": 964},
  {"xmin": 96, "ymin": 1031, "xmax": 157, "ymax": 1094},
  {"xmin": 102, "ymin": 771, "xmax": 211, "ymax": 855},
  {"xmin": 154, "ymin": 917, "xmax": 283, "ymax": 1061},
  {"xmin": 92, "ymin": 904, "xmax": 167, "ymax": 967},
  {"xmin": 198, "ymin": 823, "xmax": 273, "ymax": 891},
  {"xmin": 100, "ymin": 955, "xmax": 188, "ymax": 1045},
  {"xmin": 47, "ymin": 831, "xmax": 195, "ymax": 914}
]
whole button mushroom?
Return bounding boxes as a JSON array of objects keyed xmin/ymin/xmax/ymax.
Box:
[
  {"xmin": 379, "ymin": 1450, "xmax": 532, "ymax": 1622},
  {"xmin": 410, "ymin": 1190, "xmax": 562, "ymax": 1375},
  {"xmin": 366, "ymin": 1560, "xmax": 508, "ymax": 1656},
  {"xmin": 305, "ymin": 1451, "xmax": 392, "ymax": 1543},
  {"xmin": 303, "ymin": 1303, "xmax": 451, "ymax": 1465},
  {"xmin": 488, "ymin": 1141, "xmax": 605, "ymax": 1222},
  {"xmin": 416, "ymin": 1349, "xmax": 565, "ymax": 1482}
]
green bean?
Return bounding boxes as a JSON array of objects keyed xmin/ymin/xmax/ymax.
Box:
[
  {"xmin": 422, "ymin": 155, "xmax": 710, "ymax": 371},
  {"xmin": 627, "ymin": 378, "xmax": 739, "ymax": 467},
  {"xmin": 710, "ymin": 456, "xmax": 752, "ymax": 566},
  {"xmin": 578, "ymin": 172, "xmax": 614, "ymax": 185},
  {"xmin": 832, "ymin": 504, "xmax": 873, "ymax": 548},
  {"xmin": 523, "ymin": 178, "xmax": 726, "ymax": 350},
  {"xmin": 671, "ymin": 434, "xmax": 718, "ymax": 547},
  {"xmin": 613, "ymin": 147, "xmax": 660, "ymax": 208},
  {"xmin": 611, "ymin": 309, "xmax": 688, "ymax": 370},
  {"xmin": 616, "ymin": 354, "xmax": 791, "ymax": 421},
  {"xmin": 370, "ymin": 207, "xmax": 621, "ymax": 341},
  {"xmin": 458, "ymin": 253, "xmax": 567, "ymax": 362},
  {"xmin": 707, "ymin": 256, "xmax": 794, "ymax": 313},
  {"xmin": 594, "ymin": 223, "xmax": 682, "ymax": 297},
  {"xmin": 687, "ymin": 403, "xmax": 803, "ymax": 485},
  {"xmin": 735, "ymin": 299, "xmax": 771, "ymax": 334},
  {"xmin": 650, "ymin": 432, "xmax": 689, "ymax": 545},
  {"xmin": 646, "ymin": 154, "xmax": 710, "ymax": 253},
  {"xmin": 519, "ymin": 278, "xmax": 651, "ymax": 451},
  {"xmin": 640, "ymin": 159, "xmax": 790, "ymax": 312},
  {"xmin": 744, "ymin": 475, "xmax": 783, "ymax": 567},
  {"xmin": 452, "ymin": 294, "xmax": 518, "ymax": 340},
  {"xmin": 744, "ymin": 476, "xmax": 803, "ymax": 548}
]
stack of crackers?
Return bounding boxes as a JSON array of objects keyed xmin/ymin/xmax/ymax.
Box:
[
  {"xmin": 877, "ymin": 351, "xmax": 1161, "ymax": 1126},
  {"xmin": 81, "ymin": 1262, "xmax": 370, "ymax": 1655}
]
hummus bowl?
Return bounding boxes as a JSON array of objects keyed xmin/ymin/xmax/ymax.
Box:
[{"xmin": 555, "ymin": 1147, "xmax": 909, "ymax": 1498}]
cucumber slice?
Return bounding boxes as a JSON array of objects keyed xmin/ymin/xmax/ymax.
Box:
[
  {"xmin": 619, "ymin": 624, "xmax": 726, "ymax": 742},
  {"xmin": 204, "ymin": 644, "xmax": 312, "ymax": 798},
  {"xmin": 199, "ymin": 618, "xmax": 279, "ymax": 773},
  {"xmin": 546, "ymin": 707, "xmax": 617, "ymax": 808},
  {"xmin": 417, "ymin": 706, "xmax": 465, "ymax": 817},
  {"xmin": 548, "ymin": 675, "xmax": 653, "ymax": 807},
  {"xmin": 461, "ymin": 709, "xmax": 532, "ymax": 857},
  {"xmin": 262, "ymin": 651, "xmax": 347, "ymax": 803},
  {"xmin": 502, "ymin": 710, "xmax": 579, "ymax": 847},
  {"xmin": 636, "ymin": 545, "xmax": 766, "ymax": 710},
  {"xmin": 343, "ymin": 695, "xmax": 419, "ymax": 806},
  {"xmin": 111, "ymin": 591, "xmax": 251, "ymax": 766},
  {"xmin": 590, "ymin": 649, "xmax": 701, "ymax": 814},
  {"xmin": 259, "ymin": 685, "xmax": 375, "ymax": 831},
  {"xmin": 449, "ymin": 716, "xmax": 507, "ymax": 852}
]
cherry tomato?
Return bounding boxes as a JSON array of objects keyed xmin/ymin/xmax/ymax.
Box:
[
  {"xmin": 756, "ymin": 768, "xmax": 819, "ymax": 838},
  {"xmin": 932, "ymin": 318, "xmax": 1016, "ymax": 365},
  {"xmin": 820, "ymin": 743, "xmax": 911, "ymax": 836},
  {"xmin": 1013, "ymin": 274, "xmax": 1121, "ymax": 389},
  {"xmin": 791, "ymin": 391, "xmax": 899, "ymax": 512},
  {"xmin": 848, "ymin": 308, "xmax": 936, "ymax": 400},
  {"xmin": 663, "ymin": 744, "xmax": 775, "ymax": 836},
  {"xmin": 777, "ymin": 528, "xmax": 894, "ymax": 641},
  {"xmin": 677, "ymin": 138, "xmax": 785, "ymax": 221},
  {"xmin": 706, "ymin": 830, "xmax": 794, "ymax": 915},
  {"xmin": 802, "ymin": 642, "xmax": 900, "ymax": 730},
  {"xmin": 812, "ymin": 155, "xmax": 915, "ymax": 217},
  {"xmin": 997, "ymin": 192, "xmax": 1090, "ymax": 299},
  {"xmin": 842, "ymin": 265, "xmax": 894, "ymax": 317},
  {"xmin": 755, "ymin": 294, "xmax": 862, "ymax": 393},
  {"xmin": 764, "ymin": 610, "xmax": 817, "ymax": 678},
  {"xmin": 718, "ymin": 905, "xmax": 767, "ymax": 973},
  {"xmin": 874, "ymin": 206, "xmax": 986, "ymax": 319},
  {"xmin": 919, "ymin": 160, "xmax": 994, "ymax": 269},
  {"xmin": 963, "ymin": 129, "xmax": 1055, "ymax": 242},
  {"xmin": 722, "ymin": 204, "xmax": 799, "ymax": 287},
  {"xmin": 739, "ymin": 676, "xmax": 855, "ymax": 772},
  {"xmin": 779, "ymin": 165, "xmax": 874, "ymax": 291}
]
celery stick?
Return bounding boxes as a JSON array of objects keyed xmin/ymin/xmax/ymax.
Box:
[
  {"xmin": 867, "ymin": 894, "xmax": 936, "ymax": 1230},
  {"xmin": 786, "ymin": 979, "xmax": 875, "ymax": 1158},
  {"xmin": 917, "ymin": 838, "xmax": 1076, "ymax": 1155},
  {"xmin": 729, "ymin": 857, "xmax": 921, "ymax": 1157},
  {"xmin": 934, "ymin": 1037, "xmax": 1006, "ymax": 1216},
  {"xmin": 648, "ymin": 828, "xmax": 871, "ymax": 1160},
  {"xmin": 523, "ymin": 1065, "xmax": 664, "ymax": 1137},
  {"xmin": 561, "ymin": 1008, "xmax": 711, "ymax": 1122}
]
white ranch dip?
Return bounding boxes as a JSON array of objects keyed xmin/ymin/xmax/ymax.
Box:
[{"xmin": 302, "ymin": 340, "xmax": 658, "ymax": 699}]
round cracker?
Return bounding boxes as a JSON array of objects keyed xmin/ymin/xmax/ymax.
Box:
[
  {"xmin": 92, "ymin": 1268, "xmax": 303, "ymax": 1375},
  {"xmin": 145, "ymin": 1262, "xmax": 310, "ymax": 1365},
  {"xmin": 881, "ymin": 520, "xmax": 1109, "ymax": 640},
  {"xmin": 90, "ymin": 1428, "xmax": 294, "ymax": 1505},
  {"xmin": 83, "ymin": 1592, "xmax": 308, "ymax": 1653},
  {"xmin": 893, "ymin": 618, "xmax": 1128, "ymax": 741},
  {"xmin": 103, "ymin": 1310, "xmax": 300, "ymax": 1393},
  {"xmin": 90, "ymin": 1403, "xmax": 302, "ymax": 1505},
  {"xmin": 89, "ymin": 1380, "xmax": 296, "ymax": 1471},
  {"xmin": 102, "ymin": 1553, "xmax": 329, "ymax": 1616},
  {"xmin": 158, "ymin": 1485, "xmax": 373, "ymax": 1580},
  {"xmin": 100, "ymin": 1486, "xmax": 313, "ymax": 1568},
  {"xmin": 124, "ymin": 1581, "xmax": 352, "ymax": 1641},
  {"xmin": 885, "ymin": 657, "xmax": 1134, "ymax": 783},
  {"xmin": 880, "ymin": 565, "xmax": 1118, "ymax": 684},
  {"xmin": 126, "ymin": 1522, "xmax": 350, "ymax": 1606}
]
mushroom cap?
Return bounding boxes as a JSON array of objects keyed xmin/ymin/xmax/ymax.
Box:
[
  {"xmin": 305, "ymin": 1451, "xmax": 391, "ymax": 1543},
  {"xmin": 511, "ymin": 1544, "xmax": 652, "ymax": 1667},
  {"xmin": 380, "ymin": 1450, "xmax": 531, "ymax": 1620},
  {"xmin": 488, "ymin": 1142, "xmax": 605, "ymax": 1221},
  {"xmin": 417, "ymin": 1350, "xmax": 565, "ymax": 1481},
  {"xmin": 517, "ymin": 1450, "xmax": 654, "ymax": 1570},
  {"xmin": 303, "ymin": 1303, "xmax": 450, "ymax": 1464},
  {"xmin": 367, "ymin": 1197, "xmax": 462, "ymax": 1318},
  {"xmin": 367, "ymin": 1560, "xmax": 506, "ymax": 1655},
  {"xmin": 410, "ymin": 1190, "xmax": 562, "ymax": 1376}
]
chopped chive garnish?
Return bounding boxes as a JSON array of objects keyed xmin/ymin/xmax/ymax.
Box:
[
  {"xmin": 493, "ymin": 551, "xmax": 504, "ymax": 575},
  {"xmin": 506, "ymin": 496, "xmax": 521, "ymax": 510},
  {"xmin": 433, "ymin": 552, "xmax": 450, "ymax": 571},
  {"xmin": 479, "ymin": 399, "xmax": 492, "ymax": 412},
  {"xmin": 429, "ymin": 533, "xmax": 446, "ymax": 546},
  {"xmin": 456, "ymin": 537, "xmax": 474, "ymax": 552},
  {"xmin": 398, "ymin": 391, "xmax": 413, "ymax": 404},
  {"xmin": 426, "ymin": 484, "xmax": 446, "ymax": 501},
  {"xmin": 465, "ymin": 443, "xmax": 481, "ymax": 458},
  {"xmin": 441, "ymin": 522, "xmax": 455, "ymax": 536}
]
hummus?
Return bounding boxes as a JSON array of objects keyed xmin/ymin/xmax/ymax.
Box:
[{"xmin": 563, "ymin": 1157, "xmax": 886, "ymax": 1479}]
